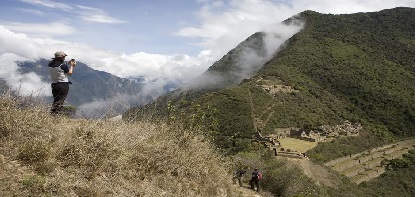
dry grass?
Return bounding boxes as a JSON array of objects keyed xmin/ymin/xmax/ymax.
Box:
[{"xmin": 0, "ymin": 94, "xmax": 243, "ymax": 197}]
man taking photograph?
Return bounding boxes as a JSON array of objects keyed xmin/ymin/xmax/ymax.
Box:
[{"xmin": 48, "ymin": 51, "xmax": 76, "ymax": 115}]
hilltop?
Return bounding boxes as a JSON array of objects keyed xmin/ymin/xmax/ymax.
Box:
[{"xmin": 0, "ymin": 94, "xmax": 239, "ymax": 196}]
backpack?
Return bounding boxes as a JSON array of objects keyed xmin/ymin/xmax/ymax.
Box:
[
  {"xmin": 252, "ymin": 172, "xmax": 258, "ymax": 179},
  {"xmin": 257, "ymin": 172, "xmax": 263, "ymax": 180}
]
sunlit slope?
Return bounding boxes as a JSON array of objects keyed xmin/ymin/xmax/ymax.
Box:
[{"xmin": 0, "ymin": 95, "xmax": 239, "ymax": 197}]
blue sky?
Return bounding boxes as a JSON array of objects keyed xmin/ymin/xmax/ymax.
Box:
[
  {"xmin": 0, "ymin": 0, "xmax": 415, "ymax": 97},
  {"xmin": 0, "ymin": 0, "xmax": 203, "ymax": 54}
]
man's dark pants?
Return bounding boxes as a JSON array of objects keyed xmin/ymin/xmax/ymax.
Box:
[
  {"xmin": 51, "ymin": 82, "xmax": 69, "ymax": 114},
  {"xmin": 250, "ymin": 178, "xmax": 259, "ymax": 192}
]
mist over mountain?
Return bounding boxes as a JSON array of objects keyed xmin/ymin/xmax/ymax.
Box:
[
  {"xmin": 125, "ymin": 7, "xmax": 414, "ymax": 150},
  {"xmin": 182, "ymin": 19, "xmax": 304, "ymax": 93}
]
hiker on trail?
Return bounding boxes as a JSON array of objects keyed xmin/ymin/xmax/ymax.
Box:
[
  {"xmin": 250, "ymin": 168, "xmax": 262, "ymax": 192},
  {"xmin": 48, "ymin": 51, "xmax": 76, "ymax": 115},
  {"xmin": 233, "ymin": 169, "xmax": 246, "ymax": 187}
]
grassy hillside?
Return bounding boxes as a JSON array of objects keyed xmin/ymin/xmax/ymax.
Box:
[
  {"xmin": 123, "ymin": 8, "xmax": 414, "ymax": 196},
  {"xmin": 125, "ymin": 8, "xmax": 414, "ymax": 158},
  {"xmin": 1, "ymin": 94, "xmax": 354, "ymax": 197},
  {"xmin": 1, "ymin": 94, "xmax": 414, "ymax": 197},
  {"xmin": 0, "ymin": 94, "xmax": 240, "ymax": 197}
]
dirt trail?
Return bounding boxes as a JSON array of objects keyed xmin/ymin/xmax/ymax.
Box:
[
  {"xmin": 229, "ymin": 183, "xmax": 266, "ymax": 197},
  {"xmin": 247, "ymin": 88, "xmax": 258, "ymax": 133},
  {"xmin": 261, "ymin": 103, "xmax": 276, "ymax": 130}
]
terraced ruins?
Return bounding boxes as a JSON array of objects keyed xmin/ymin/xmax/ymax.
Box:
[
  {"xmin": 248, "ymin": 78, "xmax": 415, "ymax": 185},
  {"xmin": 325, "ymin": 139, "xmax": 414, "ymax": 184}
]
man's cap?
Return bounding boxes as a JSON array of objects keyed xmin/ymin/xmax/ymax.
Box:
[{"xmin": 54, "ymin": 51, "xmax": 67, "ymax": 58}]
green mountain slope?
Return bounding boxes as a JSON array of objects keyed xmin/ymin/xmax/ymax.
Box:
[
  {"xmin": 259, "ymin": 8, "xmax": 414, "ymax": 136},
  {"xmin": 125, "ymin": 7, "xmax": 414, "ymax": 155}
]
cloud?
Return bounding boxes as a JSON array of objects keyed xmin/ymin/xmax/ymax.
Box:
[
  {"xmin": 177, "ymin": 0, "xmax": 299, "ymax": 60},
  {"xmin": 0, "ymin": 53, "xmax": 50, "ymax": 96},
  {"xmin": 76, "ymin": 80, "xmax": 171, "ymax": 118},
  {"xmin": 239, "ymin": 21, "xmax": 304, "ymax": 77},
  {"xmin": 19, "ymin": 0, "xmax": 72, "ymax": 10},
  {"xmin": 0, "ymin": 25, "xmax": 71, "ymax": 59},
  {"xmin": 91, "ymin": 52, "xmax": 210, "ymax": 80},
  {"xmin": 18, "ymin": 0, "xmax": 126, "ymax": 24},
  {"xmin": 0, "ymin": 24, "xmax": 210, "ymax": 82},
  {"xmin": 76, "ymin": 94, "xmax": 133, "ymax": 119},
  {"xmin": 77, "ymin": 5, "xmax": 127, "ymax": 24},
  {"xmin": 18, "ymin": 8, "xmax": 46, "ymax": 15},
  {"xmin": 3, "ymin": 22, "xmax": 75, "ymax": 37},
  {"xmin": 80, "ymin": 14, "xmax": 126, "ymax": 24}
]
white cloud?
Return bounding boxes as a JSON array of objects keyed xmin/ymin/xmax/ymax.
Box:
[
  {"xmin": 0, "ymin": 25, "xmax": 72, "ymax": 59},
  {"xmin": 3, "ymin": 22, "xmax": 75, "ymax": 37},
  {"xmin": 178, "ymin": 0, "xmax": 299, "ymax": 59},
  {"xmin": 77, "ymin": 5, "xmax": 127, "ymax": 24},
  {"xmin": 0, "ymin": 25, "xmax": 210, "ymax": 82},
  {"xmin": 91, "ymin": 52, "xmax": 204, "ymax": 83},
  {"xmin": 18, "ymin": 8, "xmax": 45, "ymax": 15},
  {"xmin": 80, "ymin": 14, "xmax": 126, "ymax": 24},
  {"xmin": 0, "ymin": 53, "xmax": 50, "ymax": 96},
  {"xmin": 76, "ymin": 79, "xmax": 174, "ymax": 118},
  {"xmin": 18, "ymin": 0, "xmax": 126, "ymax": 24},
  {"xmin": 19, "ymin": 0, "xmax": 72, "ymax": 10}
]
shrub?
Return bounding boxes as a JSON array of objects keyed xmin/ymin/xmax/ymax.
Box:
[
  {"xmin": 21, "ymin": 175, "xmax": 46, "ymax": 193},
  {"xmin": 18, "ymin": 141, "xmax": 50, "ymax": 164}
]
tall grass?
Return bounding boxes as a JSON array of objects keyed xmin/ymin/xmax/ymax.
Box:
[{"xmin": 0, "ymin": 93, "xmax": 242, "ymax": 197}]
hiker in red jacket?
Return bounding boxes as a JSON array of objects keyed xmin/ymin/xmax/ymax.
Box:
[{"xmin": 250, "ymin": 168, "xmax": 262, "ymax": 192}]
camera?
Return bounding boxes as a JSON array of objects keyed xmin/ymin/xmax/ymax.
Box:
[{"xmin": 69, "ymin": 59, "xmax": 76, "ymax": 67}]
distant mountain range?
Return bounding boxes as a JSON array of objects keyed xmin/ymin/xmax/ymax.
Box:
[{"xmin": 1, "ymin": 59, "xmax": 176, "ymax": 118}]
